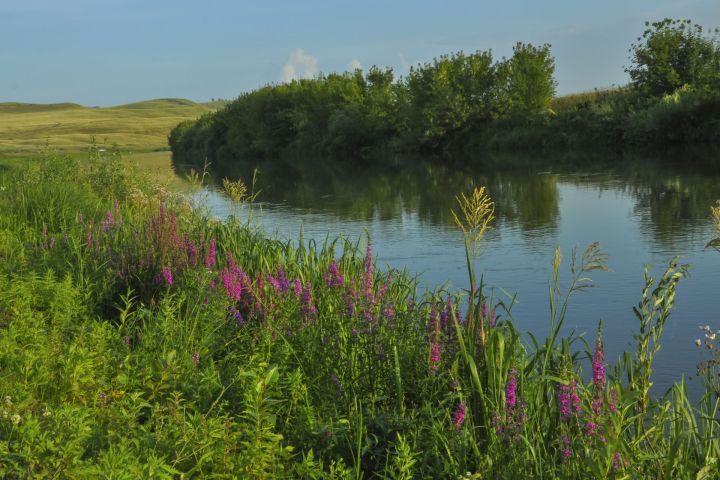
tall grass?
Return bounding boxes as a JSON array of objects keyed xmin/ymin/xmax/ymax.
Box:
[{"xmin": 0, "ymin": 150, "xmax": 718, "ymax": 478}]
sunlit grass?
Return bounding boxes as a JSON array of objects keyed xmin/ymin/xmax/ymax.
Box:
[{"xmin": 0, "ymin": 98, "xmax": 218, "ymax": 153}]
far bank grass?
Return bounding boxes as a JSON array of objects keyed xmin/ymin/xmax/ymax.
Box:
[{"xmin": 0, "ymin": 98, "xmax": 219, "ymax": 154}]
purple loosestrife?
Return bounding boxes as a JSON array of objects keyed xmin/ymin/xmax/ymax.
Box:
[
  {"xmin": 453, "ymin": 401, "xmax": 466, "ymax": 428},
  {"xmin": 429, "ymin": 342, "xmax": 441, "ymax": 371},
  {"xmin": 293, "ymin": 278, "xmax": 302, "ymax": 299},
  {"xmin": 562, "ymin": 435, "xmax": 572, "ymax": 460},
  {"xmin": 608, "ymin": 387, "xmax": 619, "ymax": 415},
  {"xmin": 558, "ymin": 379, "xmax": 581, "ymax": 421},
  {"xmin": 266, "ymin": 273, "xmax": 281, "ymax": 292},
  {"xmin": 346, "ymin": 287, "xmax": 357, "ymax": 317},
  {"xmin": 205, "ymin": 237, "xmax": 217, "ymax": 270},
  {"xmin": 440, "ymin": 301, "xmax": 449, "ymax": 331},
  {"xmin": 325, "ymin": 260, "xmax": 344, "ymax": 288},
  {"xmin": 505, "ymin": 368, "xmax": 518, "ymax": 414},
  {"xmin": 162, "ymin": 267, "xmax": 173, "ymax": 286},
  {"xmin": 301, "ymin": 283, "xmax": 318, "ymax": 319},
  {"xmin": 384, "ymin": 303, "xmax": 395, "ymax": 324},
  {"xmin": 591, "ymin": 336, "xmax": 606, "ymax": 415},
  {"xmin": 276, "ymin": 266, "xmax": 289, "ymax": 293}
]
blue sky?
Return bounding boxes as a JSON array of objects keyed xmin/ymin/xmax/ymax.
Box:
[{"xmin": 2, "ymin": 0, "xmax": 718, "ymax": 105}]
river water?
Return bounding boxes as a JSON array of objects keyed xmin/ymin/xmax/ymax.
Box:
[{"xmin": 178, "ymin": 150, "xmax": 720, "ymax": 394}]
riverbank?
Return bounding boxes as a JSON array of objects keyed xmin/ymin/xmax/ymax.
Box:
[{"xmin": 1, "ymin": 150, "xmax": 718, "ymax": 477}]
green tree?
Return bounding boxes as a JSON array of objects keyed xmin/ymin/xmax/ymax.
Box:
[
  {"xmin": 503, "ymin": 43, "xmax": 557, "ymax": 115},
  {"xmin": 626, "ymin": 19, "xmax": 720, "ymax": 97}
]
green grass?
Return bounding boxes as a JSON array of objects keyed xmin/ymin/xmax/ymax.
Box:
[
  {"xmin": 0, "ymin": 98, "xmax": 220, "ymax": 154},
  {"xmin": 0, "ymin": 150, "xmax": 719, "ymax": 478}
]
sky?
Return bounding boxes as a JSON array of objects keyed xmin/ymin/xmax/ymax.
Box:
[{"xmin": 1, "ymin": 0, "xmax": 719, "ymax": 106}]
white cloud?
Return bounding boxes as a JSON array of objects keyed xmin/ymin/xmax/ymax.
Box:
[
  {"xmin": 349, "ymin": 59, "xmax": 362, "ymax": 71},
  {"xmin": 281, "ymin": 48, "xmax": 318, "ymax": 82}
]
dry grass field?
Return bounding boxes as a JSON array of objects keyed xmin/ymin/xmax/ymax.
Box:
[{"xmin": 0, "ymin": 98, "xmax": 220, "ymax": 153}]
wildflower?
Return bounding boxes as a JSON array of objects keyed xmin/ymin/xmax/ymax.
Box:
[
  {"xmin": 122, "ymin": 335, "xmax": 131, "ymax": 348},
  {"xmin": 325, "ymin": 260, "xmax": 344, "ymax": 288},
  {"xmin": 266, "ymin": 273, "xmax": 281, "ymax": 292},
  {"xmin": 559, "ymin": 379, "xmax": 581, "ymax": 421},
  {"xmin": 4, "ymin": 396, "xmax": 11, "ymax": 406},
  {"xmin": 11, "ymin": 414, "xmax": 20, "ymax": 425},
  {"xmin": 162, "ymin": 266, "xmax": 173, "ymax": 286},
  {"xmin": 42, "ymin": 408, "xmax": 51, "ymax": 418},
  {"xmin": 430, "ymin": 342, "xmax": 441, "ymax": 371},
  {"xmin": 612, "ymin": 452, "xmax": 622, "ymax": 470},
  {"xmin": 293, "ymin": 278, "xmax": 302, "ymax": 299},
  {"xmin": 346, "ymin": 287, "xmax": 357, "ymax": 317},
  {"xmin": 608, "ymin": 387, "xmax": 619, "ymax": 415},
  {"xmin": 205, "ymin": 237, "xmax": 216, "ymax": 269},
  {"xmin": 585, "ymin": 420, "xmax": 597, "ymax": 436},
  {"xmin": 191, "ymin": 351, "xmax": 200, "ymax": 366},
  {"xmin": 562, "ymin": 435, "xmax": 572, "ymax": 460},
  {"xmin": 301, "ymin": 283, "xmax": 317, "ymax": 319},
  {"xmin": 505, "ymin": 368, "xmax": 518, "ymax": 413},
  {"xmin": 695, "ymin": 339, "xmax": 702, "ymax": 347},
  {"xmin": 592, "ymin": 338, "xmax": 605, "ymax": 391},
  {"xmin": 453, "ymin": 401, "xmax": 467, "ymax": 428},
  {"xmin": 384, "ymin": 303, "xmax": 395, "ymax": 323},
  {"xmin": 276, "ymin": 266, "xmax": 289, "ymax": 293}
]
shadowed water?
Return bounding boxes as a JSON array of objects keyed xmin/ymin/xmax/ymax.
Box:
[{"xmin": 176, "ymin": 150, "xmax": 720, "ymax": 394}]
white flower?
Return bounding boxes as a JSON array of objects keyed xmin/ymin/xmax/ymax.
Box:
[
  {"xmin": 4, "ymin": 396, "xmax": 12, "ymax": 406},
  {"xmin": 695, "ymin": 339, "xmax": 702, "ymax": 347},
  {"xmin": 10, "ymin": 413, "xmax": 20, "ymax": 425},
  {"xmin": 707, "ymin": 332, "xmax": 717, "ymax": 341},
  {"xmin": 42, "ymin": 408, "xmax": 51, "ymax": 418}
]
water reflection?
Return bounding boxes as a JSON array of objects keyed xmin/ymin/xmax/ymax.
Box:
[
  {"xmin": 173, "ymin": 149, "xmax": 720, "ymax": 394},
  {"xmin": 173, "ymin": 150, "xmax": 720, "ymax": 249}
]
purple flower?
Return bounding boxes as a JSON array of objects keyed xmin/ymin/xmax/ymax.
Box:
[
  {"xmin": 162, "ymin": 266, "xmax": 173, "ymax": 286},
  {"xmin": 301, "ymin": 283, "xmax": 317, "ymax": 319},
  {"xmin": 505, "ymin": 368, "xmax": 518, "ymax": 413},
  {"xmin": 608, "ymin": 387, "xmax": 619, "ymax": 415},
  {"xmin": 585, "ymin": 420, "xmax": 597, "ymax": 436},
  {"xmin": 453, "ymin": 401, "xmax": 466, "ymax": 428},
  {"xmin": 559, "ymin": 379, "xmax": 581, "ymax": 421},
  {"xmin": 205, "ymin": 237, "xmax": 216, "ymax": 269},
  {"xmin": 325, "ymin": 260, "xmax": 344, "ymax": 288},
  {"xmin": 276, "ymin": 266, "xmax": 289, "ymax": 293},
  {"xmin": 293, "ymin": 278, "xmax": 302, "ymax": 299},
  {"xmin": 430, "ymin": 342, "xmax": 441, "ymax": 371},
  {"xmin": 612, "ymin": 452, "xmax": 622, "ymax": 470},
  {"xmin": 562, "ymin": 435, "xmax": 572, "ymax": 460},
  {"xmin": 592, "ymin": 338, "xmax": 605, "ymax": 391}
]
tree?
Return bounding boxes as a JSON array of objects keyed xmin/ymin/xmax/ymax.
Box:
[
  {"xmin": 626, "ymin": 19, "xmax": 720, "ymax": 97},
  {"xmin": 503, "ymin": 42, "xmax": 557, "ymax": 115}
]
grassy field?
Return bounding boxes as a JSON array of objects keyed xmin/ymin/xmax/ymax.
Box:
[{"xmin": 0, "ymin": 98, "xmax": 221, "ymax": 154}]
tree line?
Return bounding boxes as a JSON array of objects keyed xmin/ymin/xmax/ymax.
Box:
[{"xmin": 170, "ymin": 19, "xmax": 720, "ymax": 168}]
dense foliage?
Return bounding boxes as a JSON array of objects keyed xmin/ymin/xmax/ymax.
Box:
[
  {"xmin": 169, "ymin": 44, "xmax": 555, "ymax": 168},
  {"xmin": 169, "ymin": 19, "xmax": 720, "ymax": 168},
  {"xmin": 1, "ymin": 151, "xmax": 720, "ymax": 478}
]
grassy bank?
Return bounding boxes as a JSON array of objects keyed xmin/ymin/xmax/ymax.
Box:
[
  {"xmin": 0, "ymin": 98, "xmax": 220, "ymax": 154},
  {"xmin": 0, "ymin": 151, "xmax": 719, "ymax": 478}
]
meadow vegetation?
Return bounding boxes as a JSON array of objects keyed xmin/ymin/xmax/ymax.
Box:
[
  {"xmin": 1, "ymin": 149, "xmax": 719, "ymax": 478},
  {"xmin": 169, "ymin": 19, "xmax": 720, "ymax": 170},
  {"xmin": 0, "ymin": 98, "xmax": 220, "ymax": 154}
]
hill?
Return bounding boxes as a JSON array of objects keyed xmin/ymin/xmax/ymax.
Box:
[{"xmin": 0, "ymin": 98, "xmax": 216, "ymax": 153}]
